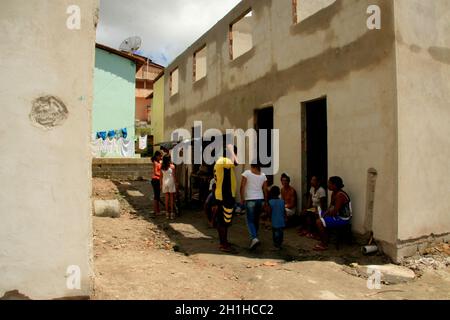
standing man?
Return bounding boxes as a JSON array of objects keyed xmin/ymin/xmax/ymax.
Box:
[{"xmin": 212, "ymin": 144, "xmax": 238, "ymax": 253}]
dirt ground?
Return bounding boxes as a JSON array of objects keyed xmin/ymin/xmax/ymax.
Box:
[{"xmin": 92, "ymin": 178, "xmax": 450, "ymax": 300}]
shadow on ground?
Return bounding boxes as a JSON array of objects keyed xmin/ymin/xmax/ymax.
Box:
[{"xmin": 112, "ymin": 180, "xmax": 391, "ymax": 266}]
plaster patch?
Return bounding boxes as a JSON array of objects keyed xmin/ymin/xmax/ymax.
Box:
[
  {"xmin": 29, "ymin": 95, "xmax": 68, "ymax": 129},
  {"xmin": 428, "ymin": 46, "xmax": 450, "ymax": 65}
]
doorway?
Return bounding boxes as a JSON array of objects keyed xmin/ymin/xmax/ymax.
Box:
[
  {"xmin": 302, "ymin": 98, "xmax": 328, "ymax": 195},
  {"xmin": 255, "ymin": 106, "xmax": 274, "ymax": 186}
]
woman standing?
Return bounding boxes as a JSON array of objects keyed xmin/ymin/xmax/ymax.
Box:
[
  {"xmin": 240, "ymin": 164, "xmax": 269, "ymax": 250},
  {"xmin": 151, "ymin": 151, "xmax": 163, "ymax": 216},
  {"xmin": 161, "ymin": 154, "xmax": 177, "ymax": 220}
]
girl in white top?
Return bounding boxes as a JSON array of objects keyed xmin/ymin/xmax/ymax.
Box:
[
  {"xmin": 161, "ymin": 154, "xmax": 177, "ymax": 220},
  {"xmin": 240, "ymin": 164, "xmax": 268, "ymax": 249},
  {"xmin": 308, "ymin": 176, "xmax": 327, "ymax": 211},
  {"xmin": 299, "ymin": 176, "xmax": 327, "ymax": 237}
]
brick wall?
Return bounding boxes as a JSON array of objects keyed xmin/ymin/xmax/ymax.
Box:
[{"xmin": 92, "ymin": 158, "xmax": 153, "ymax": 181}]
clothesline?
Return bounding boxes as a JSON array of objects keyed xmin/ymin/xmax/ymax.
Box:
[
  {"xmin": 93, "ymin": 124, "xmax": 152, "ymax": 139},
  {"xmin": 94, "ymin": 124, "xmax": 135, "ymax": 132}
]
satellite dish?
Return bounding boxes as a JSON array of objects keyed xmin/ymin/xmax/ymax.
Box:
[{"xmin": 119, "ymin": 36, "xmax": 142, "ymax": 53}]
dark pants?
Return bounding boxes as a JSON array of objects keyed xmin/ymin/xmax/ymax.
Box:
[
  {"xmin": 272, "ymin": 227, "xmax": 284, "ymax": 248},
  {"xmin": 217, "ymin": 223, "xmax": 229, "ymax": 246},
  {"xmin": 151, "ymin": 178, "xmax": 161, "ymax": 201},
  {"xmin": 214, "ymin": 200, "xmax": 234, "ymax": 247}
]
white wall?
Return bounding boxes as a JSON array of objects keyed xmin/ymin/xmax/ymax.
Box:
[
  {"xmin": 0, "ymin": 0, "xmax": 98, "ymax": 299},
  {"xmin": 395, "ymin": 0, "xmax": 450, "ymax": 242}
]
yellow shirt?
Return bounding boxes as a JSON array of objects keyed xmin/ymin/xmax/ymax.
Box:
[{"xmin": 214, "ymin": 157, "xmax": 236, "ymax": 201}]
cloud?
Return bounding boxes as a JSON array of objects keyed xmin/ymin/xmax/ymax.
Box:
[{"xmin": 96, "ymin": 0, "xmax": 241, "ymax": 66}]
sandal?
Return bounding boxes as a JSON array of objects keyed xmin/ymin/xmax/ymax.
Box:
[
  {"xmin": 298, "ymin": 230, "xmax": 309, "ymax": 237},
  {"xmin": 219, "ymin": 245, "xmax": 232, "ymax": 253},
  {"xmin": 219, "ymin": 245, "xmax": 237, "ymax": 254},
  {"xmin": 306, "ymin": 233, "xmax": 320, "ymax": 240},
  {"xmin": 313, "ymin": 243, "xmax": 328, "ymax": 251}
]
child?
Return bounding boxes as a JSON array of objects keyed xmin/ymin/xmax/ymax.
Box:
[
  {"xmin": 268, "ymin": 186, "xmax": 286, "ymax": 249},
  {"xmin": 160, "ymin": 154, "xmax": 177, "ymax": 220}
]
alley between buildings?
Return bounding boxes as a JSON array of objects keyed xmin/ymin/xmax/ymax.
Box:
[{"xmin": 92, "ymin": 178, "xmax": 450, "ymax": 300}]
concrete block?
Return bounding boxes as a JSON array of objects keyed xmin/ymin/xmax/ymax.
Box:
[
  {"xmin": 93, "ymin": 200, "xmax": 120, "ymax": 218},
  {"xmin": 354, "ymin": 264, "xmax": 416, "ymax": 284}
]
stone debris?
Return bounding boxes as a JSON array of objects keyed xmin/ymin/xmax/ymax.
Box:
[
  {"xmin": 94, "ymin": 199, "xmax": 120, "ymax": 218},
  {"xmin": 402, "ymin": 255, "xmax": 450, "ymax": 275},
  {"xmin": 399, "ymin": 243, "xmax": 450, "ymax": 276},
  {"xmin": 262, "ymin": 261, "xmax": 280, "ymax": 267}
]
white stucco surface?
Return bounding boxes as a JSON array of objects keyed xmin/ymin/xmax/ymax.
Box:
[{"xmin": 0, "ymin": 0, "xmax": 98, "ymax": 299}]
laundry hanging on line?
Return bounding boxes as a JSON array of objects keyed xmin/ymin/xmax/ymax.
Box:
[
  {"xmin": 96, "ymin": 128, "xmax": 129, "ymax": 140},
  {"xmin": 138, "ymin": 135, "xmax": 148, "ymax": 150},
  {"xmin": 91, "ymin": 137, "xmax": 135, "ymax": 158}
]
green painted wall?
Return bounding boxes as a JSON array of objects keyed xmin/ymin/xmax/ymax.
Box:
[
  {"xmin": 93, "ymin": 48, "xmax": 136, "ymax": 144},
  {"xmin": 152, "ymin": 75, "xmax": 165, "ymax": 145}
]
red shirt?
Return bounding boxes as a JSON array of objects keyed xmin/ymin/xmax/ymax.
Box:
[{"xmin": 152, "ymin": 161, "xmax": 161, "ymax": 180}]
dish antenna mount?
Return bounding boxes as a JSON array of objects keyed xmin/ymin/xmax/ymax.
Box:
[{"xmin": 119, "ymin": 36, "xmax": 142, "ymax": 53}]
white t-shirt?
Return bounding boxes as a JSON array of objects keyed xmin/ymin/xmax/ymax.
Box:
[
  {"xmin": 242, "ymin": 170, "xmax": 267, "ymax": 200},
  {"xmin": 310, "ymin": 186, "xmax": 326, "ymax": 208}
]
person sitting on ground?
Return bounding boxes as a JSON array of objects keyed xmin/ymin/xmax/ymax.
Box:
[
  {"xmin": 280, "ymin": 173, "xmax": 298, "ymax": 226},
  {"xmin": 204, "ymin": 183, "xmax": 216, "ymax": 228},
  {"xmin": 267, "ymin": 186, "xmax": 286, "ymax": 250},
  {"xmin": 299, "ymin": 176, "xmax": 327, "ymax": 237},
  {"xmin": 313, "ymin": 176, "xmax": 352, "ymax": 251}
]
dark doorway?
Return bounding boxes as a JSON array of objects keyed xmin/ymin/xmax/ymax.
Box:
[
  {"xmin": 255, "ymin": 106, "xmax": 274, "ymax": 186},
  {"xmin": 302, "ymin": 98, "xmax": 328, "ymax": 193}
]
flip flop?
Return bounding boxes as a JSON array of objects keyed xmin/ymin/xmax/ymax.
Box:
[
  {"xmin": 313, "ymin": 244, "xmax": 328, "ymax": 251},
  {"xmin": 219, "ymin": 245, "xmax": 238, "ymax": 254},
  {"xmin": 298, "ymin": 230, "xmax": 309, "ymax": 236},
  {"xmin": 306, "ymin": 233, "xmax": 321, "ymax": 240}
]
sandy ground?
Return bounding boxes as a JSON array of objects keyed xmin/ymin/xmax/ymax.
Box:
[{"xmin": 92, "ymin": 178, "xmax": 450, "ymax": 300}]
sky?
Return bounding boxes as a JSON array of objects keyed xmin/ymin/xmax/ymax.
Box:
[{"xmin": 96, "ymin": 0, "xmax": 241, "ymax": 66}]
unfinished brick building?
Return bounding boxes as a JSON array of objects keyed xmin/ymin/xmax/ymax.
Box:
[{"xmin": 163, "ymin": 0, "xmax": 450, "ymax": 261}]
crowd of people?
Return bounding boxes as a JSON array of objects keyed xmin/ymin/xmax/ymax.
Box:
[{"xmin": 151, "ymin": 144, "xmax": 352, "ymax": 253}]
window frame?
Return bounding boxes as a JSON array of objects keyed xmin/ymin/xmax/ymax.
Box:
[
  {"xmin": 229, "ymin": 8, "xmax": 253, "ymax": 60},
  {"xmin": 169, "ymin": 67, "xmax": 179, "ymax": 97},
  {"xmin": 193, "ymin": 44, "xmax": 207, "ymax": 82}
]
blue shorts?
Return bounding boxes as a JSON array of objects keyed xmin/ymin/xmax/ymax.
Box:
[{"xmin": 320, "ymin": 216, "xmax": 351, "ymax": 228}]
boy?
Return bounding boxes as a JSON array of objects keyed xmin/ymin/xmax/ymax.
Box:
[{"xmin": 268, "ymin": 186, "xmax": 286, "ymax": 250}]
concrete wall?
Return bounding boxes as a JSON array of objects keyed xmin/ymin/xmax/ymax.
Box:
[
  {"xmin": 0, "ymin": 0, "xmax": 98, "ymax": 299},
  {"xmin": 92, "ymin": 158, "xmax": 152, "ymax": 181},
  {"xmin": 152, "ymin": 76, "xmax": 165, "ymax": 145},
  {"xmin": 93, "ymin": 47, "xmax": 136, "ymax": 143},
  {"xmin": 164, "ymin": 0, "xmax": 400, "ymax": 255},
  {"xmin": 394, "ymin": 0, "xmax": 450, "ymax": 258}
]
